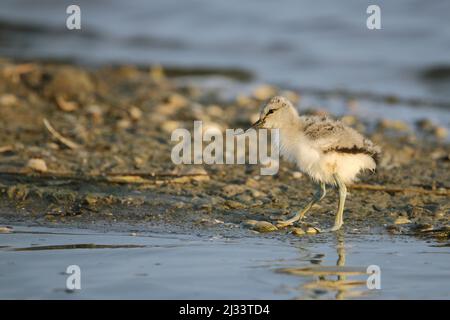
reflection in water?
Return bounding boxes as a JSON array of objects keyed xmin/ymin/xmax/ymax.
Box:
[{"xmin": 277, "ymin": 233, "xmax": 369, "ymax": 299}]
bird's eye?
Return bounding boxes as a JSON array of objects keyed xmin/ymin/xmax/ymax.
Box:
[{"xmin": 267, "ymin": 109, "xmax": 275, "ymax": 115}]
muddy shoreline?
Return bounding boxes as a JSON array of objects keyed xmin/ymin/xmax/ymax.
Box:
[{"xmin": 0, "ymin": 58, "xmax": 449, "ymax": 242}]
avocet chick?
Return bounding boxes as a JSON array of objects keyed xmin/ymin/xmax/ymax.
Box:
[{"xmin": 251, "ymin": 96, "xmax": 381, "ymax": 232}]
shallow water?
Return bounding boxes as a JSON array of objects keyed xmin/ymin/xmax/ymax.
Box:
[
  {"xmin": 0, "ymin": 226, "xmax": 448, "ymax": 299},
  {"xmin": 1, "ymin": 0, "xmax": 450, "ymax": 105}
]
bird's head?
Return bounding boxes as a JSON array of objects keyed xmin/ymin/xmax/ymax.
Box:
[{"xmin": 251, "ymin": 96, "xmax": 298, "ymax": 129}]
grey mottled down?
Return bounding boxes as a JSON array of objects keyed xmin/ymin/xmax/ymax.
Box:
[{"xmin": 301, "ymin": 115, "xmax": 381, "ymax": 163}]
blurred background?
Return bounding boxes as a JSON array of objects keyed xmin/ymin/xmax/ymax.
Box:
[{"xmin": 1, "ymin": 0, "xmax": 450, "ymax": 103}]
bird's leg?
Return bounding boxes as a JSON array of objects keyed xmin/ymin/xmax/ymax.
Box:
[
  {"xmin": 276, "ymin": 182, "xmax": 326, "ymax": 228},
  {"xmin": 321, "ymin": 173, "xmax": 347, "ymax": 232}
]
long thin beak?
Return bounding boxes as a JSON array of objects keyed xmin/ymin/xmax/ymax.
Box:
[{"xmin": 249, "ymin": 118, "xmax": 264, "ymax": 130}]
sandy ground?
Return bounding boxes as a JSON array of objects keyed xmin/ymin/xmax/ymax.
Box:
[{"xmin": 0, "ymin": 58, "xmax": 449, "ymax": 243}]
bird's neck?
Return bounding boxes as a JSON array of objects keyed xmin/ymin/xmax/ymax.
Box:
[
  {"xmin": 278, "ymin": 113, "xmax": 304, "ymax": 140},
  {"xmin": 277, "ymin": 115, "xmax": 306, "ymax": 161}
]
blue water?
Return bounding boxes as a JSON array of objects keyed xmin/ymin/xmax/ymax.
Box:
[
  {"xmin": 1, "ymin": 0, "xmax": 450, "ymax": 104},
  {"xmin": 1, "ymin": 226, "xmax": 449, "ymax": 299}
]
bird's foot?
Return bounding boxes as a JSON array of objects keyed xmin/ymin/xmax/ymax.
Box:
[
  {"xmin": 271, "ymin": 211, "xmax": 301, "ymax": 228},
  {"xmin": 276, "ymin": 216, "xmax": 303, "ymax": 229},
  {"xmin": 318, "ymin": 223, "xmax": 343, "ymax": 233}
]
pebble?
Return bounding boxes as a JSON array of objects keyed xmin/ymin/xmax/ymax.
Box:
[
  {"xmin": 56, "ymin": 96, "xmax": 78, "ymax": 112},
  {"xmin": 161, "ymin": 120, "xmax": 183, "ymax": 133},
  {"xmin": 206, "ymin": 105, "xmax": 224, "ymax": 118},
  {"xmin": 222, "ymin": 184, "xmax": 247, "ymax": 197},
  {"xmin": 129, "ymin": 106, "xmax": 143, "ymax": 121},
  {"xmin": 378, "ymin": 119, "xmax": 410, "ymax": 132},
  {"xmin": 434, "ymin": 127, "xmax": 448, "ymax": 139},
  {"xmin": 252, "ymin": 221, "xmax": 278, "ymax": 233},
  {"xmin": 0, "ymin": 145, "xmax": 13, "ymax": 153},
  {"xmin": 236, "ymin": 94, "xmax": 253, "ymax": 107},
  {"xmin": 116, "ymin": 118, "xmax": 131, "ymax": 129},
  {"xmin": 0, "ymin": 94, "xmax": 18, "ymax": 107},
  {"xmin": 27, "ymin": 158, "xmax": 48, "ymax": 172},
  {"xmin": 291, "ymin": 227, "xmax": 305, "ymax": 236},
  {"xmin": 86, "ymin": 104, "xmax": 103, "ymax": 122},
  {"xmin": 165, "ymin": 93, "xmax": 188, "ymax": 109},
  {"xmin": 241, "ymin": 219, "xmax": 258, "ymax": 228},
  {"xmin": 84, "ymin": 195, "xmax": 98, "ymax": 206},
  {"xmin": 292, "ymin": 171, "xmax": 303, "ymax": 179},
  {"xmin": 394, "ymin": 216, "xmax": 411, "ymax": 225},
  {"xmin": 306, "ymin": 227, "xmax": 318, "ymax": 234},
  {"xmin": 0, "ymin": 226, "xmax": 13, "ymax": 233},
  {"xmin": 224, "ymin": 200, "xmax": 246, "ymax": 209},
  {"xmin": 245, "ymin": 178, "xmax": 260, "ymax": 189}
]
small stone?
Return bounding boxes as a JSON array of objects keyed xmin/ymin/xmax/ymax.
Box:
[
  {"xmin": 206, "ymin": 105, "xmax": 224, "ymax": 117},
  {"xmin": 84, "ymin": 195, "xmax": 98, "ymax": 206},
  {"xmin": 133, "ymin": 156, "xmax": 144, "ymax": 167},
  {"xmin": 241, "ymin": 219, "xmax": 258, "ymax": 228},
  {"xmin": 0, "ymin": 145, "xmax": 13, "ymax": 153},
  {"xmin": 245, "ymin": 178, "xmax": 260, "ymax": 189},
  {"xmin": 292, "ymin": 227, "xmax": 305, "ymax": 236},
  {"xmin": 0, "ymin": 94, "xmax": 18, "ymax": 107},
  {"xmin": 86, "ymin": 104, "xmax": 102, "ymax": 116},
  {"xmin": 434, "ymin": 127, "xmax": 448, "ymax": 139},
  {"xmin": 252, "ymin": 221, "xmax": 278, "ymax": 233},
  {"xmin": 224, "ymin": 200, "xmax": 246, "ymax": 209},
  {"xmin": 171, "ymin": 166, "xmax": 208, "ymax": 176},
  {"xmin": 56, "ymin": 96, "xmax": 78, "ymax": 112},
  {"xmin": 236, "ymin": 194, "xmax": 253, "ymax": 203},
  {"xmin": 0, "ymin": 226, "xmax": 13, "ymax": 233},
  {"xmin": 27, "ymin": 158, "xmax": 48, "ymax": 172},
  {"xmin": 292, "ymin": 171, "xmax": 303, "ymax": 179},
  {"xmin": 222, "ymin": 184, "xmax": 247, "ymax": 197},
  {"xmin": 161, "ymin": 120, "xmax": 182, "ymax": 134},
  {"xmin": 378, "ymin": 119, "xmax": 410, "ymax": 132},
  {"xmin": 236, "ymin": 94, "xmax": 253, "ymax": 107},
  {"xmin": 166, "ymin": 93, "xmax": 188, "ymax": 109},
  {"xmin": 250, "ymin": 189, "xmax": 265, "ymax": 198},
  {"xmin": 394, "ymin": 216, "xmax": 411, "ymax": 225},
  {"xmin": 191, "ymin": 175, "xmax": 210, "ymax": 182},
  {"xmin": 306, "ymin": 227, "xmax": 318, "ymax": 234},
  {"xmin": 129, "ymin": 106, "xmax": 143, "ymax": 121},
  {"xmin": 116, "ymin": 118, "xmax": 131, "ymax": 129}
]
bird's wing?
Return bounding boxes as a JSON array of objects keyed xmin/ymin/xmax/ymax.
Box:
[{"xmin": 301, "ymin": 116, "xmax": 380, "ymax": 160}]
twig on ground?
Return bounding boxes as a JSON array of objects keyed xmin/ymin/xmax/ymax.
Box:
[{"xmin": 43, "ymin": 118, "xmax": 81, "ymax": 150}]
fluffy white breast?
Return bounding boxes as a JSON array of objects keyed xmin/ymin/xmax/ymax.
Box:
[{"xmin": 279, "ymin": 129, "xmax": 375, "ymax": 185}]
